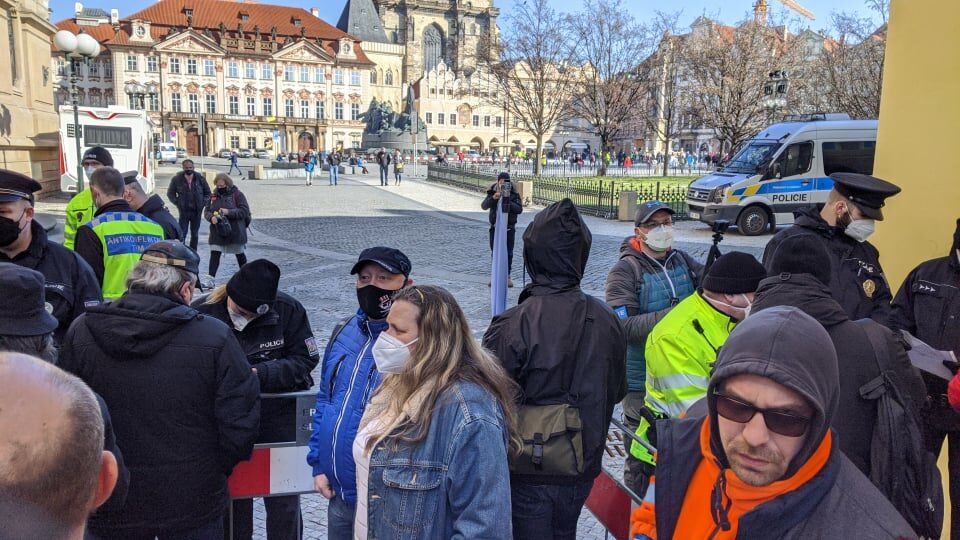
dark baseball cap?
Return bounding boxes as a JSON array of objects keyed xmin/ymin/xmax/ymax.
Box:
[
  {"xmin": 0, "ymin": 169, "xmax": 42, "ymax": 204},
  {"xmin": 635, "ymin": 200, "xmax": 675, "ymax": 226},
  {"xmin": 140, "ymin": 240, "xmax": 201, "ymax": 278},
  {"xmin": 0, "ymin": 263, "xmax": 59, "ymax": 336},
  {"xmin": 122, "ymin": 170, "xmax": 141, "ymax": 186},
  {"xmin": 350, "ymin": 247, "xmax": 412, "ymax": 277}
]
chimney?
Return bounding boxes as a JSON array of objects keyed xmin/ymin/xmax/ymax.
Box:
[
  {"xmin": 310, "ymin": 7, "xmax": 319, "ymax": 18},
  {"xmin": 110, "ymin": 9, "xmax": 119, "ymax": 25},
  {"xmin": 74, "ymin": 2, "xmax": 83, "ymax": 16}
]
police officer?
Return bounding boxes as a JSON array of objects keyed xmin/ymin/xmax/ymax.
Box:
[
  {"xmin": 122, "ymin": 170, "xmax": 182, "ymax": 241},
  {"xmin": 194, "ymin": 259, "xmax": 320, "ymax": 540},
  {"xmin": 74, "ymin": 167, "xmax": 165, "ymax": 300},
  {"xmin": 0, "ymin": 170, "xmax": 101, "ymax": 344},
  {"xmin": 763, "ymin": 172, "xmax": 901, "ymax": 326},
  {"xmin": 64, "ymin": 146, "xmax": 113, "ymax": 250}
]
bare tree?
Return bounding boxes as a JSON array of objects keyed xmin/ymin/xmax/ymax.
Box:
[
  {"xmin": 478, "ymin": 0, "xmax": 579, "ymax": 175},
  {"xmin": 567, "ymin": 0, "xmax": 649, "ymax": 176}
]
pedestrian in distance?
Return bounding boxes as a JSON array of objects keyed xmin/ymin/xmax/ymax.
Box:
[
  {"xmin": 481, "ymin": 172, "xmax": 523, "ymax": 286},
  {"xmin": 228, "ymin": 150, "xmax": 244, "ymax": 179},
  {"xmin": 762, "ymin": 172, "xmax": 901, "ymax": 326},
  {"xmin": 376, "ymin": 148, "xmax": 392, "ymax": 186},
  {"xmin": 306, "ymin": 247, "xmax": 413, "ymax": 540},
  {"xmin": 358, "ymin": 155, "xmax": 367, "ymax": 175},
  {"xmin": 328, "ymin": 151, "xmax": 341, "ymax": 185},
  {"xmin": 628, "ymin": 251, "xmax": 765, "ymax": 497},
  {"xmin": 64, "ymin": 146, "xmax": 113, "ymax": 250},
  {"xmin": 305, "ymin": 152, "xmax": 316, "ymax": 186},
  {"xmin": 123, "ymin": 171, "xmax": 182, "ymax": 241},
  {"xmin": 204, "ymin": 173, "xmax": 251, "ymax": 286},
  {"xmin": 630, "ymin": 307, "xmax": 917, "ymax": 540},
  {"xmin": 0, "ymin": 169, "xmax": 101, "ymax": 345},
  {"xmin": 167, "ymin": 159, "xmax": 211, "ymax": 251},
  {"xmin": 58, "ymin": 240, "xmax": 261, "ymax": 539},
  {"xmin": 355, "ymin": 285, "xmax": 519, "ymax": 539},
  {"xmin": 393, "ymin": 150, "xmax": 403, "ymax": 185},
  {"xmin": 483, "ymin": 199, "xmax": 626, "ymax": 540},
  {"xmin": 605, "ymin": 200, "xmax": 703, "ymax": 493},
  {"xmin": 0, "ymin": 352, "xmax": 119, "ymax": 540},
  {"xmin": 194, "ymin": 259, "xmax": 320, "ymax": 540}
]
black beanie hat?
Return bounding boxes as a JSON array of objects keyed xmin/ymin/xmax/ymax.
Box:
[
  {"xmin": 226, "ymin": 259, "xmax": 280, "ymax": 313},
  {"xmin": 82, "ymin": 146, "xmax": 114, "ymax": 167},
  {"xmin": 768, "ymin": 235, "xmax": 833, "ymax": 286},
  {"xmin": 702, "ymin": 251, "xmax": 766, "ymax": 294}
]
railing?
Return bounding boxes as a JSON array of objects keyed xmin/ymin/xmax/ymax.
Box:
[
  {"xmin": 440, "ymin": 159, "xmax": 717, "ymax": 179},
  {"xmin": 531, "ymin": 176, "xmax": 620, "ymax": 219}
]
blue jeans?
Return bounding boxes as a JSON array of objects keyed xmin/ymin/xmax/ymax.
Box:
[
  {"xmin": 228, "ymin": 162, "xmax": 243, "ymax": 176},
  {"xmin": 87, "ymin": 516, "xmax": 223, "ymax": 540},
  {"xmin": 329, "ymin": 166, "xmax": 339, "ymax": 185},
  {"xmin": 510, "ymin": 480, "xmax": 593, "ymax": 540},
  {"xmin": 326, "ymin": 494, "xmax": 355, "ymax": 540}
]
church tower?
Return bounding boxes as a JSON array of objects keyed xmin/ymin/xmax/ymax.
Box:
[{"xmin": 374, "ymin": 0, "xmax": 500, "ymax": 81}]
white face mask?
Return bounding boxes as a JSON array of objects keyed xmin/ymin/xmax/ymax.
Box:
[
  {"xmin": 644, "ymin": 225, "xmax": 674, "ymax": 252},
  {"xmin": 711, "ymin": 293, "xmax": 752, "ymax": 321},
  {"xmin": 372, "ymin": 332, "xmax": 419, "ymax": 374},
  {"xmin": 84, "ymin": 166, "xmax": 97, "ymax": 179},
  {"xmin": 228, "ymin": 308, "xmax": 253, "ymax": 332},
  {"xmin": 844, "ymin": 217, "xmax": 875, "ymax": 243}
]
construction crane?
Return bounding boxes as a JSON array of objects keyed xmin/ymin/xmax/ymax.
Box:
[{"xmin": 754, "ymin": 0, "xmax": 816, "ymax": 23}]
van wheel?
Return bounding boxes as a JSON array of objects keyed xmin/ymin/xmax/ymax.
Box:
[{"xmin": 737, "ymin": 206, "xmax": 770, "ymax": 236}]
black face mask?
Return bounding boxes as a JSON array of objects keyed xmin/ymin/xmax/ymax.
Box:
[
  {"xmin": 217, "ymin": 187, "xmax": 228, "ymax": 195},
  {"xmin": 0, "ymin": 210, "xmax": 26, "ymax": 247},
  {"xmin": 357, "ymin": 284, "xmax": 402, "ymax": 320}
]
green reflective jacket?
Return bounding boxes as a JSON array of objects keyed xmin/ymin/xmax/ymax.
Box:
[
  {"xmin": 64, "ymin": 189, "xmax": 95, "ymax": 250},
  {"xmin": 84, "ymin": 212, "xmax": 164, "ymax": 300}
]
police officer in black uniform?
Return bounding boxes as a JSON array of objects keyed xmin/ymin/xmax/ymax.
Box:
[
  {"xmin": 0, "ymin": 169, "xmax": 101, "ymax": 344},
  {"xmin": 193, "ymin": 259, "xmax": 319, "ymax": 540},
  {"xmin": 763, "ymin": 172, "xmax": 901, "ymax": 326},
  {"xmin": 122, "ymin": 170, "xmax": 183, "ymax": 241}
]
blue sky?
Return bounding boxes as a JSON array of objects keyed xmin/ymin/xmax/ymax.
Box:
[{"xmin": 51, "ymin": 0, "xmax": 883, "ymax": 33}]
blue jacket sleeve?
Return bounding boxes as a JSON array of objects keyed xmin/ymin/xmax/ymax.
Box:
[
  {"xmin": 307, "ymin": 345, "xmax": 335, "ymax": 475},
  {"xmin": 446, "ymin": 418, "xmax": 513, "ymax": 539}
]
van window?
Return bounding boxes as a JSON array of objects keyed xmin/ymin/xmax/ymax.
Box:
[
  {"xmin": 822, "ymin": 141, "xmax": 875, "ymax": 175},
  {"xmin": 776, "ymin": 141, "xmax": 814, "ymax": 178},
  {"xmin": 721, "ymin": 140, "xmax": 781, "ymax": 174}
]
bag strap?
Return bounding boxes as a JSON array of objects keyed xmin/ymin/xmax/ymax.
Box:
[
  {"xmin": 855, "ymin": 318, "xmax": 893, "ymax": 373},
  {"xmin": 561, "ymin": 309, "xmax": 594, "ymax": 398}
]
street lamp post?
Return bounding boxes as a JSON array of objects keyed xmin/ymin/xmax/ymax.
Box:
[
  {"xmin": 124, "ymin": 82, "xmax": 158, "ymax": 110},
  {"xmin": 763, "ymin": 70, "xmax": 789, "ymax": 124},
  {"xmin": 54, "ymin": 30, "xmax": 99, "ymax": 193}
]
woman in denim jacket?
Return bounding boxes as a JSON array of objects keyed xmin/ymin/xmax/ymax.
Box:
[{"xmin": 353, "ymin": 285, "xmax": 520, "ymax": 539}]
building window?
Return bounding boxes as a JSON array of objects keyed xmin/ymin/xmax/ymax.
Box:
[
  {"xmin": 425, "ymin": 112, "xmax": 432, "ymax": 124},
  {"xmin": 472, "ymin": 115, "xmax": 479, "ymax": 127},
  {"xmin": 385, "ymin": 70, "xmax": 393, "ymax": 85},
  {"xmin": 437, "ymin": 113, "xmax": 444, "ymax": 125},
  {"xmin": 334, "ymin": 69, "xmax": 343, "ymax": 85},
  {"xmin": 261, "ymin": 63, "xmax": 271, "ymax": 80},
  {"xmin": 284, "ymin": 65, "xmax": 294, "ymax": 81},
  {"xmin": 229, "ymin": 96, "xmax": 239, "ymax": 115},
  {"xmin": 245, "ymin": 63, "xmax": 255, "ymax": 79},
  {"xmin": 300, "ymin": 66, "xmax": 309, "ymax": 83},
  {"xmin": 247, "ymin": 136, "xmax": 256, "ymax": 149},
  {"xmin": 170, "ymin": 58, "xmax": 180, "ymax": 74},
  {"xmin": 230, "ymin": 136, "xmax": 239, "ymax": 149},
  {"xmin": 422, "ymin": 24, "xmax": 444, "ymax": 73},
  {"xmin": 350, "ymin": 70, "xmax": 360, "ymax": 86},
  {"xmin": 334, "ymin": 102, "xmax": 343, "ymax": 120},
  {"xmin": 89, "ymin": 61, "xmax": 100, "ymax": 77},
  {"xmin": 149, "ymin": 94, "xmax": 159, "ymax": 111},
  {"xmin": 315, "ymin": 67, "xmax": 325, "ymax": 83},
  {"xmin": 484, "ymin": 116, "xmax": 490, "ymax": 127},
  {"xmin": 206, "ymin": 95, "xmax": 216, "ymax": 114},
  {"xmin": 146, "ymin": 56, "xmax": 158, "ymax": 72},
  {"xmin": 285, "ymin": 99, "xmax": 294, "ymax": 117},
  {"xmin": 126, "ymin": 54, "xmax": 138, "ymax": 72},
  {"xmin": 247, "ymin": 96, "xmax": 256, "ymax": 116},
  {"xmin": 300, "ymin": 100, "xmax": 309, "ymax": 118},
  {"xmin": 104, "ymin": 61, "xmax": 112, "ymax": 79},
  {"xmin": 204, "ymin": 59, "xmax": 215, "ymax": 76},
  {"xmin": 370, "ymin": 69, "xmax": 377, "ymax": 84},
  {"xmin": 188, "ymin": 93, "xmax": 199, "ymax": 113},
  {"xmin": 171, "ymin": 93, "xmax": 182, "ymax": 112},
  {"xmin": 316, "ymin": 101, "xmax": 324, "ymax": 119},
  {"xmin": 227, "ymin": 62, "xmax": 239, "ymax": 78},
  {"xmin": 351, "ymin": 103, "xmax": 360, "ymax": 120},
  {"xmin": 8, "ymin": 16, "xmax": 17, "ymax": 83},
  {"xmin": 186, "ymin": 58, "xmax": 197, "ymax": 75},
  {"xmin": 495, "ymin": 116, "xmax": 502, "ymax": 127},
  {"xmin": 56, "ymin": 59, "xmax": 65, "ymax": 76},
  {"xmin": 449, "ymin": 113, "xmax": 456, "ymax": 125},
  {"xmin": 263, "ymin": 97, "xmax": 273, "ymax": 117}
]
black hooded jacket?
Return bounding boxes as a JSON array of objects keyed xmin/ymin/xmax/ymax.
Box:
[
  {"xmin": 59, "ymin": 291, "xmax": 260, "ymax": 531},
  {"xmin": 480, "ymin": 183, "xmax": 523, "ymax": 228},
  {"xmin": 649, "ymin": 307, "xmax": 915, "ymax": 539},
  {"xmin": 138, "ymin": 193, "xmax": 183, "ymax": 241},
  {"xmin": 763, "ymin": 205, "xmax": 892, "ymax": 326},
  {"xmin": 482, "ymin": 199, "xmax": 626, "ymax": 485},
  {"xmin": 752, "ymin": 272, "xmax": 926, "ymax": 477}
]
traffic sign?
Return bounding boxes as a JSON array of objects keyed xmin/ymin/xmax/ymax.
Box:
[{"xmin": 169, "ymin": 130, "xmax": 177, "ymax": 139}]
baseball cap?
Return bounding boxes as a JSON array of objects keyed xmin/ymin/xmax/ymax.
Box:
[
  {"xmin": 350, "ymin": 247, "xmax": 412, "ymax": 277},
  {"xmin": 635, "ymin": 200, "xmax": 675, "ymax": 226},
  {"xmin": 0, "ymin": 263, "xmax": 59, "ymax": 336},
  {"xmin": 140, "ymin": 240, "xmax": 201, "ymax": 278}
]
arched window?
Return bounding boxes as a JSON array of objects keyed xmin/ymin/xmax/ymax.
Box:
[
  {"xmin": 422, "ymin": 24, "xmax": 444, "ymax": 74},
  {"xmin": 370, "ymin": 69, "xmax": 377, "ymax": 84},
  {"xmin": 385, "ymin": 70, "xmax": 394, "ymax": 86}
]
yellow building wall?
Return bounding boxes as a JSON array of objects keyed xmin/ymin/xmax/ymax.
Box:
[{"xmin": 872, "ymin": 0, "xmax": 960, "ymax": 289}]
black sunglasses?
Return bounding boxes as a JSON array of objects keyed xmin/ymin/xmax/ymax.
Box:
[{"xmin": 713, "ymin": 389, "xmax": 811, "ymax": 437}]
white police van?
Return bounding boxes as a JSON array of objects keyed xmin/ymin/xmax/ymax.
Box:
[{"xmin": 686, "ymin": 114, "xmax": 878, "ymax": 235}]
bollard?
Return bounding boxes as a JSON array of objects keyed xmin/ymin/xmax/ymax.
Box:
[
  {"xmin": 251, "ymin": 164, "xmax": 265, "ymax": 180},
  {"xmin": 619, "ymin": 190, "xmax": 638, "ymax": 222},
  {"xmin": 517, "ymin": 180, "xmax": 533, "ymax": 207}
]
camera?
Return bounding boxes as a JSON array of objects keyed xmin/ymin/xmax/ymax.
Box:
[
  {"xmin": 500, "ymin": 181, "xmax": 512, "ymax": 196},
  {"xmin": 711, "ymin": 220, "xmax": 730, "ymax": 234}
]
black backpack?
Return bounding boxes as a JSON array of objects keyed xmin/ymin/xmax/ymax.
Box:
[{"xmin": 856, "ymin": 319, "xmax": 943, "ymax": 538}]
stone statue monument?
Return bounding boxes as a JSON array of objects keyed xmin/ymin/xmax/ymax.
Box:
[{"xmin": 361, "ymin": 86, "xmax": 427, "ymax": 152}]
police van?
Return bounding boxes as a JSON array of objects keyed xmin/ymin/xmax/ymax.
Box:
[{"xmin": 686, "ymin": 114, "xmax": 877, "ymax": 235}]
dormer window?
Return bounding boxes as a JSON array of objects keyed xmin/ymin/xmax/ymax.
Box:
[
  {"xmin": 292, "ymin": 17, "xmax": 301, "ymax": 27},
  {"xmin": 239, "ymin": 11, "xmax": 249, "ymax": 21},
  {"xmin": 184, "ymin": 8, "xmax": 193, "ymax": 17}
]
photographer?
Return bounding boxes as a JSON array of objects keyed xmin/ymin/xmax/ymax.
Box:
[{"xmin": 481, "ymin": 172, "xmax": 523, "ymax": 287}]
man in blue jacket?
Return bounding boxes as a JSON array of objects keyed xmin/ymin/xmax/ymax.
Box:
[{"xmin": 307, "ymin": 246, "xmax": 412, "ymax": 540}]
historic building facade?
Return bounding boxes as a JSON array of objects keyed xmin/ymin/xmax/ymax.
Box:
[{"xmin": 52, "ymin": 0, "xmax": 378, "ymax": 154}]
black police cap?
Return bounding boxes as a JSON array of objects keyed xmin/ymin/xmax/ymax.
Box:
[
  {"xmin": 0, "ymin": 169, "xmax": 42, "ymax": 204},
  {"xmin": 830, "ymin": 172, "xmax": 901, "ymax": 221},
  {"xmin": 140, "ymin": 240, "xmax": 201, "ymax": 277}
]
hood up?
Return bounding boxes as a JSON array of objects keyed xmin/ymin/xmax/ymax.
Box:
[
  {"xmin": 752, "ymin": 273, "xmax": 848, "ymax": 328},
  {"xmin": 82, "ymin": 291, "xmax": 200, "ymax": 358},
  {"xmin": 707, "ymin": 306, "xmax": 839, "ymax": 478},
  {"xmin": 522, "ymin": 198, "xmax": 591, "ymax": 289}
]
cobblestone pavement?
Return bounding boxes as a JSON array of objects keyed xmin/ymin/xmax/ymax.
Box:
[{"xmin": 38, "ymin": 165, "xmax": 769, "ymax": 539}]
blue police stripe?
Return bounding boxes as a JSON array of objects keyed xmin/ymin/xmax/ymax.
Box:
[{"xmin": 103, "ymin": 233, "xmax": 164, "ymax": 256}]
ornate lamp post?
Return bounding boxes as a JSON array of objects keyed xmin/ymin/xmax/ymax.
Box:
[{"xmin": 54, "ymin": 30, "xmax": 99, "ymax": 192}]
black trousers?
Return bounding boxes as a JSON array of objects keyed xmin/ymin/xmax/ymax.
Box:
[
  {"xmin": 178, "ymin": 210, "xmax": 203, "ymax": 251},
  {"xmin": 226, "ymin": 496, "xmax": 301, "ymax": 540},
  {"xmin": 923, "ymin": 406, "xmax": 960, "ymax": 540},
  {"xmin": 488, "ymin": 227, "xmax": 516, "ymax": 273},
  {"xmin": 209, "ymin": 251, "xmax": 248, "ymax": 277}
]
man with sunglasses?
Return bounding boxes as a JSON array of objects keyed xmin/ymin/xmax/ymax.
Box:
[{"xmin": 631, "ymin": 306, "xmax": 915, "ymax": 539}]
